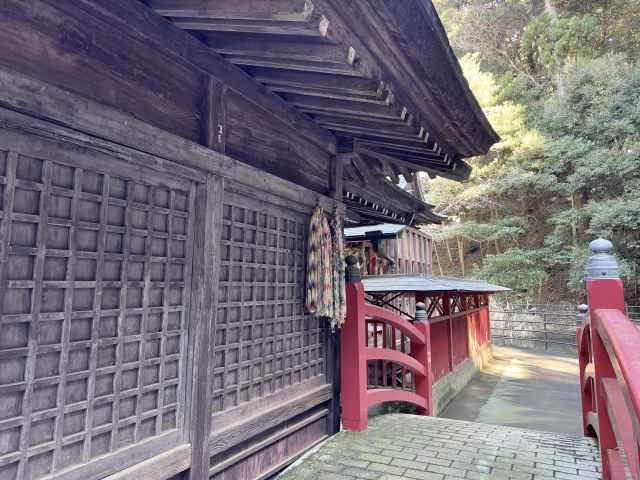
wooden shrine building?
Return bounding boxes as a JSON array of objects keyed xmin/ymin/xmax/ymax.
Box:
[
  {"xmin": 344, "ymin": 223, "xmax": 434, "ymax": 276},
  {"xmin": 0, "ymin": 1, "xmax": 498, "ymax": 479}
]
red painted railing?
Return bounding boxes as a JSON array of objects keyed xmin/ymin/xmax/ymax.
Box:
[
  {"xmin": 341, "ymin": 266, "xmax": 492, "ymax": 431},
  {"xmin": 579, "ymin": 239, "xmax": 640, "ymax": 480},
  {"xmin": 341, "ymin": 280, "xmax": 432, "ymax": 431}
]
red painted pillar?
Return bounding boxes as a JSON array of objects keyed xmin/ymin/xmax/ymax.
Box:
[
  {"xmin": 481, "ymin": 296, "xmax": 490, "ymax": 346},
  {"xmin": 341, "ymin": 256, "xmax": 368, "ymax": 431},
  {"xmin": 585, "ymin": 239, "xmax": 624, "ymax": 479},
  {"xmin": 576, "ymin": 304, "xmax": 593, "ymax": 437},
  {"xmin": 414, "ymin": 302, "xmax": 433, "ymax": 416}
]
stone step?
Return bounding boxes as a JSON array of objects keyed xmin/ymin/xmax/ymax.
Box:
[{"xmin": 278, "ymin": 414, "xmax": 601, "ymax": 480}]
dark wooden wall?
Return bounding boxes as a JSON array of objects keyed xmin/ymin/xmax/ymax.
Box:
[
  {"xmin": 0, "ymin": 2, "xmax": 343, "ymax": 479},
  {"xmin": 0, "ymin": 0, "xmax": 335, "ymax": 196}
]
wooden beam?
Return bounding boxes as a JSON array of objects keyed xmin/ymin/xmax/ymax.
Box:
[
  {"xmin": 149, "ymin": 0, "xmax": 312, "ymax": 21},
  {"xmin": 208, "ymin": 385, "xmax": 332, "ymax": 456},
  {"xmin": 249, "ymin": 68, "xmax": 385, "ymax": 97},
  {"xmin": 358, "ymin": 146, "xmax": 446, "ymax": 171},
  {"xmin": 200, "ymin": 76, "xmax": 227, "ymax": 153},
  {"xmin": 206, "ymin": 33, "xmax": 355, "ymax": 64},
  {"xmin": 266, "ymin": 84, "xmax": 386, "ymax": 103},
  {"xmin": 188, "ymin": 175, "xmax": 225, "ymax": 479},
  {"xmin": 55, "ymin": 0, "xmax": 336, "ymax": 154},
  {"xmin": 320, "ymin": 123, "xmax": 428, "ymax": 143},
  {"xmin": 310, "ymin": 112, "xmax": 417, "ymax": 131},
  {"xmin": 171, "ymin": 17, "xmax": 332, "ymax": 40},
  {"xmin": 224, "ymin": 54, "xmax": 361, "ymax": 76},
  {"xmin": 357, "ymin": 146, "xmax": 470, "ymax": 181},
  {"xmin": 329, "ymin": 154, "xmax": 345, "ymax": 201},
  {"xmin": 291, "ymin": 96, "xmax": 408, "ymax": 121},
  {"xmin": 357, "ymin": 139, "xmax": 442, "ymax": 157},
  {"xmin": 103, "ymin": 445, "xmax": 191, "ymax": 480},
  {"xmin": 0, "ymin": 69, "xmax": 341, "ymax": 212}
]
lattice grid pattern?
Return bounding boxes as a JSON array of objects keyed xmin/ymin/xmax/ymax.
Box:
[
  {"xmin": 0, "ymin": 150, "xmax": 194, "ymax": 479},
  {"xmin": 213, "ymin": 196, "xmax": 324, "ymax": 412}
]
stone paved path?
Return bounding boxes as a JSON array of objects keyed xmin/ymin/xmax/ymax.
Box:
[
  {"xmin": 441, "ymin": 347, "xmax": 582, "ymax": 436},
  {"xmin": 277, "ymin": 414, "xmax": 601, "ymax": 479}
]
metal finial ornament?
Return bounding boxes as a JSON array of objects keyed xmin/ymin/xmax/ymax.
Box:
[
  {"xmin": 576, "ymin": 304, "xmax": 588, "ymax": 327},
  {"xmin": 415, "ymin": 302, "xmax": 428, "ymax": 323},
  {"xmin": 345, "ymin": 255, "xmax": 361, "ymax": 283},
  {"xmin": 584, "ymin": 238, "xmax": 619, "ymax": 279}
]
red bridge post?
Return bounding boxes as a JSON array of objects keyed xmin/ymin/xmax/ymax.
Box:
[
  {"xmin": 341, "ymin": 256, "xmax": 368, "ymax": 431},
  {"xmin": 585, "ymin": 239, "xmax": 626, "ymax": 479},
  {"xmin": 576, "ymin": 304, "xmax": 592, "ymax": 436},
  {"xmin": 414, "ymin": 302, "xmax": 433, "ymax": 416}
]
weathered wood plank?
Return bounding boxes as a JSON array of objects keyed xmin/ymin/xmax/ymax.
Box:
[
  {"xmin": 103, "ymin": 444, "xmax": 191, "ymax": 480},
  {"xmin": 0, "ymin": 0, "xmax": 202, "ymax": 142},
  {"xmin": 329, "ymin": 154, "xmax": 344, "ymax": 201},
  {"xmin": 249, "ymin": 68, "xmax": 385, "ymax": 97},
  {"xmin": 210, "ymin": 418, "xmax": 328, "ymax": 480},
  {"xmin": 208, "ymin": 384, "xmax": 331, "ymax": 457},
  {"xmin": 325, "ymin": 326, "xmax": 341, "ymax": 434},
  {"xmin": 186, "ymin": 175, "xmax": 225, "ymax": 479},
  {"xmin": 45, "ymin": 431, "xmax": 181, "ymax": 480},
  {"xmin": 69, "ymin": 0, "xmax": 337, "ymax": 154},
  {"xmin": 209, "ymin": 409, "xmax": 328, "ymax": 476},
  {"xmin": 207, "ymin": 33, "xmax": 353, "ymax": 65},
  {"xmin": 200, "ymin": 77, "xmax": 227, "ymax": 153},
  {"xmin": 224, "ymin": 88, "xmax": 331, "ymax": 193},
  {"xmin": 149, "ymin": 0, "xmax": 312, "ymax": 21},
  {"xmin": 0, "ymin": 69, "xmax": 341, "ymax": 210}
]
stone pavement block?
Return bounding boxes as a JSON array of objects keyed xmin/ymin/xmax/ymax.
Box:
[
  {"xmin": 359, "ymin": 453, "xmax": 393, "ymax": 465},
  {"xmin": 382, "ymin": 449, "xmax": 417, "ymax": 461},
  {"xmin": 415, "ymin": 455, "xmax": 452, "ymax": 467},
  {"xmin": 341, "ymin": 467, "xmax": 382, "ymax": 479},
  {"xmin": 404, "ymin": 468, "xmax": 446, "ymax": 479},
  {"xmin": 426, "ymin": 464, "xmax": 469, "ymax": 477},
  {"xmin": 391, "ymin": 458, "xmax": 429, "ymax": 470},
  {"xmin": 336, "ymin": 458, "xmax": 371, "ymax": 469},
  {"xmin": 277, "ymin": 415, "xmax": 601, "ymax": 480},
  {"xmin": 367, "ymin": 462, "xmax": 406, "ymax": 476}
]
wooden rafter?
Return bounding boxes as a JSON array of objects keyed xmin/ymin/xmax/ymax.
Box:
[{"xmin": 150, "ymin": 0, "xmax": 497, "ymax": 184}]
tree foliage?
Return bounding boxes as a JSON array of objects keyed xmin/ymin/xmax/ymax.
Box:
[{"xmin": 428, "ymin": 1, "xmax": 640, "ymax": 303}]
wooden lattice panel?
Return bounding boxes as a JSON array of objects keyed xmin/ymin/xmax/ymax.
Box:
[
  {"xmin": 212, "ymin": 192, "xmax": 324, "ymax": 412},
  {"xmin": 0, "ymin": 149, "xmax": 195, "ymax": 479}
]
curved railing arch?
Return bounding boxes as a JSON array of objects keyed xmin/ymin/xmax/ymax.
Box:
[
  {"xmin": 340, "ymin": 279, "xmax": 432, "ymax": 431},
  {"xmin": 578, "ymin": 239, "xmax": 640, "ymax": 480}
]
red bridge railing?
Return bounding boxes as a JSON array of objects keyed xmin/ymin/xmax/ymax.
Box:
[
  {"xmin": 341, "ymin": 278, "xmax": 431, "ymax": 431},
  {"xmin": 340, "ymin": 258, "xmax": 491, "ymax": 431},
  {"xmin": 579, "ymin": 239, "xmax": 640, "ymax": 480}
]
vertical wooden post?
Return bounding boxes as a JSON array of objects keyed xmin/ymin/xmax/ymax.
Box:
[
  {"xmin": 200, "ymin": 76, "xmax": 227, "ymax": 153},
  {"xmin": 186, "ymin": 175, "xmax": 224, "ymax": 480},
  {"xmin": 443, "ymin": 292, "xmax": 453, "ymax": 372},
  {"xmin": 414, "ymin": 302, "xmax": 433, "ymax": 416},
  {"xmin": 329, "ymin": 154, "xmax": 344, "ymax": 201},
  {"xmin": 543, "ymin": 313, "xmax": 548, "ymax": 350},
  {"xmin": 325, "ymin": 324, "xmax": 341, "ymax": 435},
  {"xmin": 341, "ymin": 256, "xmax": 368, "ymax": 431},
  {"xmin": 585, "ymin": 239, "xmax": 625, "ymax": 480}
]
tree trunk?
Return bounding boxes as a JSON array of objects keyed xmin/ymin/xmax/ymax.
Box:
[
  {"xmin": 433, "ymin": 240, "xmax": 444, "ymax": 276},
  {"xmin": 545, "ymin": 0, "xmax": 565, "ymax": 95},
  {"xmin": 444, "ymin": 239, "xmax": 454, "ymax": 263},
  {"xmin": 456, "ymin": 236, "xmax": 466, "ymax": 277}
]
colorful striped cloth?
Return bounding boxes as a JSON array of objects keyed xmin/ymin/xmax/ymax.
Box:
[
  {"xmin": 305, "ymin": 206, "xmax": 346, "ymax": 328},
  {"xmin": 331, "ymin": 215, "xmax": 346, "ymax": 329}
]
